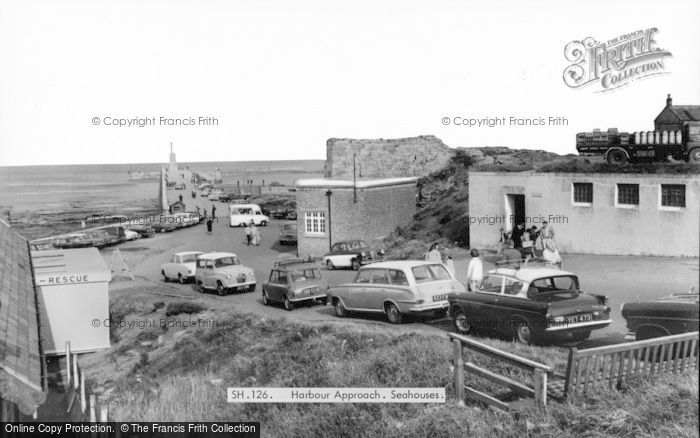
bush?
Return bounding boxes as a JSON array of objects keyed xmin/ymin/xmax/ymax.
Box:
[{"xmin": 165, "ymin": 301, "xmax": 207, "ymax": 317}]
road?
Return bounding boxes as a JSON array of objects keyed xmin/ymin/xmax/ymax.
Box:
[{"xmin": 105, "ymin": 189, "xmax": 700, "ymax": 348}]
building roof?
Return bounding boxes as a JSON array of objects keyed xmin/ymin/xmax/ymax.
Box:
[
  {"xmin": 667, "ymin": 105, "xmax": 700, "ymax": 122},
  {"xmin": 32, "ymin": 248, "xmax": 111, "ymax": 286},
  {"xmin": 296, "ymin": 177, "xmax": 417, "ymax": 189},
  {"xmin": 0, "ymin": 221, "xmax": 46, "ymax": 414}
]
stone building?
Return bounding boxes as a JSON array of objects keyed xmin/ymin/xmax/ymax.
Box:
[
  {"xmin": 325, "ymin": 135, "xmax": 453, "ymax": 179},
  {"xmin": 654, "ymin": 94, "xmax": 700, "ymax": 132},
  {"xmin": 0, "ymin": 218, "xmax": 46, "ymax": 420},
  {"xmin": 295, "ymin": 178, "xmax": 417, "ymax": 258},
  {"xmin": 469, "ymin": 171, "xmax": 700, "ymax": 257}
]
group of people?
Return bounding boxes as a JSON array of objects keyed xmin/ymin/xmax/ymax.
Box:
[
  {"xmin": 244, "ymin": 221, "xmax": 261, "ymax": 246},
  {"xmin": 497, "ymin": 221, "xmax": 561, "ymax": 266},
  {"xmin": 425, "ymin": 243, "xmax": 456, "ymax": 276}
]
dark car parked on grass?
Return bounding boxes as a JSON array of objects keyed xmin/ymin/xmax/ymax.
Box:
[
  {"xmin": 262, "ymin": 259, "xmax": 328, "ymax": 310},
  {"xmin": 621, "ymin": 291, "xmax": 699, "ymax": 341},
  {"xmin": 448, "ymin": 265, "xmax": 612, "ymax": 344},
  {"xmin": 322, "ymin": 240, "xmax": 385, "ymax": 271}
]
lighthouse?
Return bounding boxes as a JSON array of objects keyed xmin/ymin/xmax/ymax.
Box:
[{"xmin": 168, "ymin": 142, "xmax": 178, "ymax": 172}]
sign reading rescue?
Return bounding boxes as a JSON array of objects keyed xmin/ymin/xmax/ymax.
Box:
[{"xmin": 38, "ymin": 274, "xmax": 90, "ymax": 285}]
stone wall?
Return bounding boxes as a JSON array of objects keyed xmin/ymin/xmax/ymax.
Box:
[
  {"xmin": 296, "ymin": 182, "xmax": 417, "ymax": 258},
  {"xmin": 325, "ymin": 135, "xmax": 454, "ymax": 179}
]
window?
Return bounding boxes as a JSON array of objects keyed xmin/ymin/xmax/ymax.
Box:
[
  {"xmin": 354, "ymin": 270, "xmax": 372, "ymax": 284},
  {"xmin": 617, "ymin": 184, "xmax": 639, "ymax": 206},
  {"xmin": 290, "ymin": 269, "xmax": 320, "ymax": 281},
  {"xmin": 411, "ymin": 264, "xmax": 452, "ymax": 283},
  {"xmin": 278, "ymin": 270, "xmax": 288, "ymax": 284},
  {"xmin": 214, "ymin": 256, "xmax": 241, "ymax": 267},
  {"xmin": 371, "ymin": 269, "xmax": 390, "ymax": 284},
  {"xmin": 504, "ymin": 280, "xmax": 524, "ymax": 296},
  {"xmin": 661, "ymin": 184, "xmax": 686, "ymax": 208},
  {"xmin": 573, "ymin": 183, "xmax": 593, "ymax": 204},
  {"xmin": 269, "ymin": 270, "xmax": 278, "ymax": 283},
  {"xmin": 479, "ymin": 275, "xmax": 503, "ymax": 293},
  {"xmin": 388, "ymin": 270, "xmax": 409, "ymax": 286},
  {"xmin": 304, "ymin": 212, "xmax": 326, "ymax": 234}
]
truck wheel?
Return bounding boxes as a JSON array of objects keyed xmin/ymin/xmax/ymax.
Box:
[
  {"xmin": 689, "ymin": 148, "xmax": 700, "ymax": 164},
  {"xmin": 453, "ymin": 309, "xmax": 473, "ymax": 335},
  {"xmin": 248, "ymin": 284, "xmax": 256, "ymax": 293},
  {"xmin": 216, "ymin": 281, "xmax": 226, "ymax": 296},
  {"xmin": 385, "ymin": 303, "xmax": 403, "ymax": 324},
  {"xmin": 606, "ymin": 149, "xmax": 628, "ymax": 164}
]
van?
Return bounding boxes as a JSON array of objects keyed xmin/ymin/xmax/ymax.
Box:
[{"xmin": 229, "ymin": 204, "xmax": 270, "ymax": 227}]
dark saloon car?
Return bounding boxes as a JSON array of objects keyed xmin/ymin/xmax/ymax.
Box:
[
  {"xmin": 278, "ymin": 223, "xmax": 298, "ymax": 245},
  {"xmin": 448, "ymin": 266, "xmax": 612, "ymax": 344},
  {"xmin": 322, "ymin": 240, "xmax": 385, "ymax": 271},
  {"xmin": 621, "ymin": 291, "xmax": 699, "ymax": 341},
  {"xmin": 262, "ymin": 259, "xmax": 328, "ymax": 310}
]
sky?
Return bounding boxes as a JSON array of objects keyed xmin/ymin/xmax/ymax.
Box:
[{"xmin": 0, "ymin": 0, "xmax": 699, "ymax": 166}]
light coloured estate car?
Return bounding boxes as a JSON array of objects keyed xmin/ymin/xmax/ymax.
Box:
[
  {"xmin": 327, "ymin": 260, "xmax": 466, "ymax": 324},
  {"xmin": 195, "ymin": 252, "xmax": 256, "ymax": 295},
  {"xmin": 161, "ymin": 251, "xmax": 204, "ymax": 284}
]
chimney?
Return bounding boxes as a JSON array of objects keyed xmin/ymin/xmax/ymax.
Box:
[
  {"xmin": 0, "ymin": 206, "xmax": 12, "ymax": 227},
  {"xmin": 666, "ymin": 94, "xmax": 672, "ymax": 107}
]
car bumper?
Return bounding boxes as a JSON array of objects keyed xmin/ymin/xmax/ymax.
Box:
[
  {"xmin": 545, "ymin": 319, "xmax": 613, "ymax": 332},
  {"xmin": 624, "ymin": 332, "xmax": 637, "ymax": 342},
  {"xmin": 222, "ymin": 280, "xmax": 256, "ymax": 289},
  {"xmin": 407, "ymin": 301, "xmax": 450, "ymax": 314},
  {"xmin": 289, "ymin": 293, "xmax": 327, "ymax": 303}
]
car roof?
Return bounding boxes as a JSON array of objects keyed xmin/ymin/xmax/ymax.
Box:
[
  {"xmin": 277, "ymin": 262, "xmax": 317, "ymax": 270},
  {"xmin": 198, "ymin": 252, "xmax": 238, "ymax": 259},
  {"xmin": 358, "ymin": 260, "xmax": 442, "ymax": 270},
  {"xmin": 335, "ymin": 239, "xmax": 367, "ymax": 245},
  {"xmin": 174, "ymin": 251, "xmax": 204, "ymax": 257},
  {"xmin": 488, "ymin": 267, "xmax": 576, "ymax": 282}
]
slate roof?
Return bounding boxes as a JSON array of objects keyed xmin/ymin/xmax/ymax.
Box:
[
  {"xmin": 669, "ymin": 105, "xmax": 700, "ymax": 122},
  {"xmin": 0, "ymin": 219, "xmax": 46, "ymax": 414}
]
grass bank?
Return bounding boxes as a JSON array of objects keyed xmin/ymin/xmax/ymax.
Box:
[{"xmin": 79, "ymin": 296, "xmax": 698, "ymax": 437}]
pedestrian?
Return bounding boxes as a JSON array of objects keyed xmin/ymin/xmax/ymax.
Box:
[
  {"xmin": 191, "ymin": 189, "xmax": 196, "ymax": 199},
  {"xmin": 497, "ymin": 228, "xmax": 506, "ymax": 255},
  {"xmin": 211, "ymin": 204, "xmax": 216, "ymax": 219},
  {"xmin": 542, "ymin": 238, "xmax": 562, "ymax": 267},
  {"xmin": 244, "ymin": 221, "xmax": 252, "ymax": 245},
  {"xmin": 520, "ymin": 228, "xmax": 534, "ymax": 260},
  {"xmin": 445, "ymin": 255, "xmax": 456, "ymax": 276},
  {"xmin": 179, "ymin": 193, "xmax": 183, "ymax": 202},
  {"xmin": 206, "ymin": 218, "xmax": 213, "ymax": 234},
  {"xmin": 540, "ymin": 221, "xmax": 555, "ymax": 241},
  {"xmin": 253, "ymin": 224, "xmax": 261, "ymax": 246},
  {"xmin": 466, "ymin": 249, "xmax": 483, "ymax": 292},
  {"xmin": 425, "ymin": 243, "xmax": 442, "ymax": 263},
  {"xmin": 512, "ymin": 223, "xmax": 525, "ymax": 249}
]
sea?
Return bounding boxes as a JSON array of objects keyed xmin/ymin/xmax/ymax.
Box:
[{"xmin": 0, "ymin": 160, "xmax": 324, "ymax": 240}]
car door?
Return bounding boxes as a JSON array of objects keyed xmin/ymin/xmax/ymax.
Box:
[
  {"xmin": 275, "ymin": 270, "xmax": 290, "ymax": 301},
  {"xmin": 471, "ymin": 274, "xmax": 505, "ymax": 329},
  {"xmin": 165, "ymin": 255, "xmax": 177, "ymax": 277},
  {"xmin": 345, "ymin": 269, "xmax": 372, "ymax": 309},
  {"xmin": 265, "ymin": 270, "xmax": 279, "ymax": 301},
  {"xmin": 203, "ymin": 260, "xmax": 215, "ymax": 288},
  {"xmin": 365, "ymin": 269, "xmax": 390, "ymax": 311}
]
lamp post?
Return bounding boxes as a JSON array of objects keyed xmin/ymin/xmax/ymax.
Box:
[{"xmin": 325, "ymin": 189, "xmax": 332, "ymax": 252}]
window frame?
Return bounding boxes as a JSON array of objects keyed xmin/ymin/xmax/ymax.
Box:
[
  {"xmin": 304, "ymin": 211, "xmax": 327, "ymax": 235},
  {"xmin": 659, "ymin": 184, "xmax": 686, "ymax": 210},
  {"xmin": 615, "ymin": 183, "xmax": 640, "ymax": 208},
  {"xmin": 571, "ymin": 182, "xmax": 593, "ymax": 206}
]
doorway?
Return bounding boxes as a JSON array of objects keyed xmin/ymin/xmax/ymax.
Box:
[{"xmin": 505, "ymin": 194, "xmax": 525, "ymax": 232}]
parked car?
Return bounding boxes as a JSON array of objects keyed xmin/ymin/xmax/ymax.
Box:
[
  {"xmin": 128, "ymin": 224, "xmax": 155, "ymax": 238},
  {"xmin": 194, "ymin": 252, "xmax": 257, "ymax": 295},
  {"xmin": 621, "ymin": 291, "xmax": 699, "ymax": 341},
  {"xmin": 262, "ymin": 259, "xmax": 328, "ymax": 310},
  {"xmin": 279, "ymin": 223, "xmax": 298, "ymax": 245},
  {"xmin": 51, "ymin": 233, "xmax": 95, "ymax": 249},
  {"xmin": 322, "ymin": 240, "xmax": 385, "ymax": 271},
  {"xmin": 124, "ymin": 229, "xmax": 140, "ymax": 241},
  {"xmin": 201, "ymin": 188, "xmax": 211, "ymax": 197},
  {"xmin": 270, "ymin": 209, "xmax": 288, "ymax": 219},
  {"xmin": 218, "ymin": 193, "xmax": 233, "ymax": 203},
  {"xmin": 161, "ymin": 251, "xmax": 204, "ymax": 284},
  {"xmin": 174, "ymin": 183, "xmax": 186, "ymax": 190},
  {"xmin": 285, "ymin": 210, "xmax": 297, "ymax": 220},
  {"xmin": 208, "ymin": 189, "xmax": 224, "ymax": 201},
  {"xmin": 448, "ymin": 266, "xmax": 612, "ymax": 344},
  {"xmin": 328, "ymin": 260, "xmax": 464, "ymax": 324},
  {"xmin": 229, "ymin": 204, "xmax": 270, "ymax": 227},
  {"xmin": 83, "ymin": 229, "xmax": 119, "ymax": 247},
  {"xmin": 152, "ymin": 215, "xmax": 180, "ymax": 232}
]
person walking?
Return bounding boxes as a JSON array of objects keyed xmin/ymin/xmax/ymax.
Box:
[
  {"xmin": 179, "ymin": 193, "xmax": 183, "ymax": 202},
  {"xmin": 512, "ymin": 223, "xmax": 525, "ymax": 249},
  {"xmin": 244, "ymin": 222, "xmax": 252, "ymax": 245},
  {"xmin": 466, "ymin": 249, "xmax": 483, "ymax": 292},
  {"xmin": 211, "ymin": 204, "xmax": 216, "ymax": 219},
  {"xmin": 540, "ymin": 221, "xmax": 555, "ymax": 241},
  {"xmin": 253, "ymin": 223, "xmax": 261, "ymax": 246},
  {"xmin": 542, "ymin": 238, "xmax": 562, "ymax": 267},
  {"xmin": 206, "ymin": 218, "xmax": 213, "ymax": 234},
  {"xmin": 425, "ymin": 243, "xmax": 442, "ymax": 263}
]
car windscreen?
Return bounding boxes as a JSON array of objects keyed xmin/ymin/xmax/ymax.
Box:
[
  {"xmin": 290, "ymin": 269, "xmax": 320, "ymax": 281},
  {"xmin": 348, "ymin": 241, "xmax": 366, "ymax": 250},
  {"xmin": 411, "ymin": 264, "xmax": 452, "ymax": 283},
  {"xmin": 214, "ymin": 256, "xmax": 241, "ymax": 267}
]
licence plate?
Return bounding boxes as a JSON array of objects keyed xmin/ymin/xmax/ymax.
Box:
[
  {"xmin": 567, "ymin": 313, "xmax": 592, "ymax": 324},
  {"xmin": 433, "ymin": 294, "xmax": 448, "ymax": 302}
]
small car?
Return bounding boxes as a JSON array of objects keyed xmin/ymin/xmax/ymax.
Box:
[
  {"xmin": 621, "ymin": 291, "xmax": 699, "ymax": 341},
  {"xmin": 174, "ymin": 183, "xmax": 186, "ymax": 190},
  {"xmin": 161, "ymin": 251, "xmax": 204, "ymax": 284},
  {"xmin": 83, "ymin": 229, "xmax": 119, "ymax": 247},
  {"xmin": 327, "ymin": 260, "xmax": 465, "ymax": 323},
  {"xmin": 279, "ymin": 223, "xmax": 298, "ymax": 245},
  {"xmin": 323, "ymin": 240, "xmax": 385, "ymax": 271},
  {"xmin": 52, "ymin": 233, "xmax": 95, "ymax": 249},
  {"xmin": 448, "ymin": 265, "xmax": 612, "ymax": 344},
  {"xmin": 218, "ymin": 194, "xmax": 233, "ymax": 203},
  {"xmin": 262, "ymin": 259, "xmax": 328, "ymax": 310},
  {"xmin": 195, "ymin": 252, "xmax": 256, "ymax": 295},
  {"xmin": 124, "ymin": 229, "xmax": 140, "ymax": 241},
  {"xmin": 201, "ymin": 188, "xmax": 211, "ymax": 197},
  {"xmin": 127, "ymin": 224, "xmax": 155, "ymax": 238}
]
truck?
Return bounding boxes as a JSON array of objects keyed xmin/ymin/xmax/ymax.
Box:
[{"xmin": 576, "ymin": 122, "xmax": 700, "ymax": 164}]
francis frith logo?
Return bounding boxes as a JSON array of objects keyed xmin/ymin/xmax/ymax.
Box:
[{"xmin": 563, "ymin": 28, "xmax": 672, "ymax": 92}]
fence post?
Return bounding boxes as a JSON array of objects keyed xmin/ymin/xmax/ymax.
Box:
[
  {"xmin": 534, "ymin": 368, "xmax": 547, "ymax": 411},
  {"xmin": 563, "ymin": 347, "xmax": 576, "ymax": 397},
  {"xmin": 453, "ymin": 338, "xmax": 465, "ymax": 405},
  {"xmin": 65, "ymin": 341, "xmax": 72, "ymax": 389},
  {"xmin": 80, "ymin": 373, "xmax": 86, "ymax": 415},
  {"xmin": 100, "ymin": 406, "xmax": 108, "ymax": 422},
  {"xmin": 73, "ymin": 355, "xmax": 79, "ymax": 390},
  {"xmin": 89, "ymin": 395, "xmax": 96, "ymax": 422}
]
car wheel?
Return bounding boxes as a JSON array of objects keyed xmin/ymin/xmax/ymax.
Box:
[
  {"xmin": 334, "ymin": 298, "xmax": 347, "ymax": 317},
  {"xmin": 284, "ymin": 296, "xmax": 294, "ymax": 311},
  {"xmin": 216, "ymin": 281, "xmax": 226, "ymax": 296},
  {"xmin": 514, "ymin": 321, "xmax": 533, "ymax": 344},
  {"xmin": 178, "ymin": 274, "xmax": 186, "ymax": 284},
  {"xmin": 260, "ymin": 221, "xmax": 268, "ymax": 226},
  {"xmin": 385, "ymin": 303, "xmax": 403, "ymax": 324},
  {"xmin": 262, "ymin": 290, "xmax": 270, "ymax": 305},
  {"xmin": 326, "ymin": 260, "xmax": 335, "ymax": 270},
  {"xmin": 453, "ymin": 309, "xmax": 472, "ymax": 335},
  {"xmin": 196, "ymin": 281, "xmax": 205, "ymax": 293},
  {"xmin": 162, "ymin": 270, "xmax": 168, "ymax": 282},
  {"xmin": 351, "ymin": 259, "xmax": 360, "ymax": 271},
  {"xmin": 248, "ymin": 284, "xmax": 256, "ymax": 293},
  {"xmin": 318, "ymin": 297, "xmax": 328, "ymax": 305}
]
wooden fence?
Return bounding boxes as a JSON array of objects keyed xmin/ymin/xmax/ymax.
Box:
[
  {"xmin": 449, "ymin": 333, "xmax": 552, "ymax": 412},
  {"xmin": 558, "ymin": 331, "xmax": 699, "ymax": 398},
  {"xmin": 65, "ymin": 341, "xmax": 109, "ymax": 422}
]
